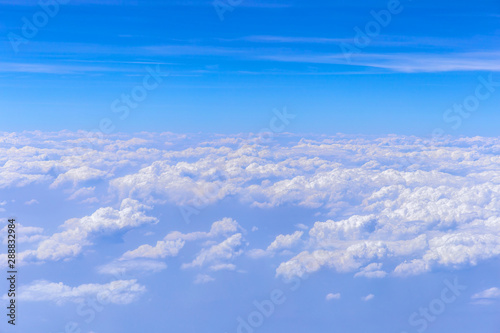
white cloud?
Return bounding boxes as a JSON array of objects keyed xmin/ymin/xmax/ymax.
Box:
[
  {"xmin": 296, "ymin": 223, "xmax": 309, "ymax": 230},
  {"xmin": 248, "ymin": 231, "xmax": 303, "ymax": 258},
  {"xmin": 247, "ymin": 249, "xmax": 268, "ymax": 259},
  {"xmin": 121, "ymin": 239, "xmax": 184, "ymax": 260},
  {"xmin": 393, "ymin": 259, "xmax": 430, "ymax": 277},
  {"xmin": 1, "ymin": 223, "xmax": 46, "ymax": 244},
  {"xmin": 309, "ymin": 215, "xmax": 376, "ymax": 245},
  {"xmin": 354, "ymin": 263, "xmax": 387, "ymax": 279},
  {"xmin": 68, "ymin": 187, "xmax": 95, "ymax": 200},
  {"xmin": 163, "ymin": 217, "xmax": 241, "ymax": 242},
  {"xmin": 50, "ymin": 166, "xmax": 110, "ymax": 189},
  {"xmin": 276, "ymin": 241, "xmax": 391, "ymax": 280},
  {"xmin": 24, "ymin": 199, "xmax": 39, "ymax": 205},
  {"xmin": 121, "ymin": 218, "xmax": 241, "ymax": 260},
  {"xmin": 209, "ymin": 263, "xmax": 236, "ymax": 271},
  {"xmin": 1, "ymin": 132, "xmax": 500, "ymax": 281},
  {"xmin": 182, "ymin": 233, "xmax": 243, "ymax": 269},
  {"xmin": 362, "ymin": 294, "xmax": 374, "ymax": 301},
  {"xmin": 21, "ymin": 199, "xmax": 157, "ymax": 262},
  {"xmin": 326, "ymin": 293, "xmax": 341, "ymax": 301},
  {"xmin": 471, "ymin": 287, "xmax": 500, "ymax": 300},
  {"xmin": 12, "ymin": 279, "xmax": 146, "ymax": 305},
  {"xmin": 267, "ymin": 231, "xmax": 303, "ymax": 252},
  {"xmin": 194, "ymin": 274, "xmax": 215, "ymax": 284},
  {"xmin": 423, "ymin": 232, "xmax": 500, "ymax": 267}
]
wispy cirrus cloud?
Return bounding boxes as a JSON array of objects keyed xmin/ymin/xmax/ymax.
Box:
[{"xmin": 260, "ymin": 51, "xmax": 500, "ymax": 73}]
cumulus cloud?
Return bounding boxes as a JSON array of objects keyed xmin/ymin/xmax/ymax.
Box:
[
  {"xmin": 248, "ymin": 231, "xmax": 303, "ymax": 258},
  {"xmin": 362, "ymin": 294, "xmax": 375, "ymax": 301},
  {"xmin": 309, "ymin": 215, "xmax": 377, "ymax": 245},
  {"xmin": 182, "ymin": 233, "xmax": 243, "ymax": 269},
  {"xmin": 121, "ymin": 218, "xmax": 241, "ymax": 260},
  {"xmin": 393, "ymin": 259, "xmax": 430, "ymax": 277},
  {"xmin": 20, "ymin": 199, "xmax": 157, "ymax": 263},
  {"xmin": 1, "ymin": 223, "xmax": 46, "ymax": 244},
  {"xmin": 12, "ymin": 279, "xmax": 146, "ymax": 305},
  {"xmin": 354, "ymin": 263, "xmax": 387, "ymax": 278},
  {"xmin": 162, "ymin": 217, "xmax": 241, "ymax": 243},
  {"xmin": 277, "ymin": 213, "xmax": 500, "ymax": 280},
  {"xmin": 1, "ymin": 131, "xmax": 500, "ymax": 281},
  {"xmin": 121, "ymin": 239, "xmax": 185, "ymax": 260},
  {"xmin": 50, "ymin": 166, "xmax": 110, "ymax": 189},
  {"xmin": 267, "ymin": 231, "xmax": 303, "ymax": 252}
]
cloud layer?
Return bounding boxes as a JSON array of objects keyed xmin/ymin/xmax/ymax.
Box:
[{"xmin": 1, "ymin": 131, "xmax": 499, "ymax": 287}]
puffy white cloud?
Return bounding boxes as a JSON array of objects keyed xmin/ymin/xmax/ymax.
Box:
[
  {"xmin": 248, "ymin": 231, "xmax": 303, "ymax": 258},
  {"xmin": 471, "ymin": 287, "xmax": 500, "ymax": 300},
  {"xmin": 275, "ymin": 251, "xmax": 326, "ymax": 279},
  {"xmin": 0, "ymin": 170, "xmax": 50, "ymax": 189},
  {"xmin": 12, "ymin": 279, "xmax": 146, "ymax": 305},
  {"xmin": 1, "ymin": 223, "xmax": 46, "ymax": 244},
  {"xmin": 182, "ymin": 233, "xmax": 243, "ymax": 269},
  {"xmin": 21, "ymin": 199, "xmax": 157, "ymax": 262},
  {"xmin": 1, "ymin": 131, "xmax": 500, "ymax": 280},
  {"xmin": 309, "ymin": 215, "xmax": 376, "ymax": 245},
  {"xmin": 121, "ymin": 239, "xmax": 185, "ymax": 260},
  {"xmin": 50, "ymin": 166, "xmax": 110, "ymax": 189},
  {"xmin": 121, "ymin": 218, "xmax": 241, "ymax": 260},
  {"xmin": 206, "ymin": 218, "xmax": 242, "ymax": 237},
  {"xmin": 163, "ymin": 217, "xmax": 241, "ymax": 242},
  {"xmin": 267, "ymin": 231, "xmax": 303, "ymax": 252},
  {"xmin": 354, "ymin": 263, "xmax": 387, "ymax": 278},
  {"xmin": 393, "ymin": 259, "xmax": 430, "ymax": 277},
  {"xmin": 276, "ymin": 240, "xmax": 393, "ymax": 280},
  {"xmin": 422, "ymin": 232, "xmax": 500, "ymax": 267},
  {"xmin": 362, "ymin": 294, "xmax": 374, "ymax": 301}
]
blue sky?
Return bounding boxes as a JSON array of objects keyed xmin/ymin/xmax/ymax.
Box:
[
  {"xmin": 1, "ymin": 0, "xmax": 499, "ymax": 136},
  {"xmin": 1, "ymin": 1, "xmax": 500, "ymax": 333}
]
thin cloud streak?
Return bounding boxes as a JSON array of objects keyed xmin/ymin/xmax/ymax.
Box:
[{"xmin": 260, "ymin": 51, "xmax": 500, "ymax": 73}]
